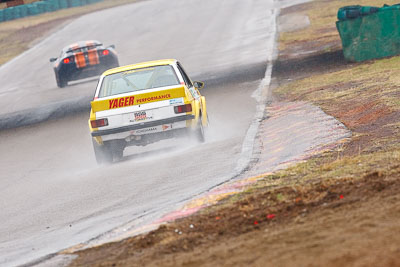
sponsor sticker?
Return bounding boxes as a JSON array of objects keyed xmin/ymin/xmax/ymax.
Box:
[
  {"xmin": 109, "ymin": 96, "xmax": 135, "ymax": 109},
  {"xmin": 129, "ymin": 110, "xmax": 153, "ymax": 122},
  {"xmin": 131, "ymin": 126, "xmax": 160, "ymax": 135},
  {"xmin": 169, "ymin": 98, "xmax": 184, "ymax": 105},
  {"xmin": 130, "ymin": 124, "xmax": 174, "ymax": 135},
  {"xmin": 133, "ymin": 111, "xmax": 153, "ymax": 122},
  {"xmin": 162, "ymin": 124, "xmax": 172, "ymax": 131},
  {"xmin": 135, "ymin": 93, "xmax": 171, "ymax": 104},
  {"xmin": 91, "ymin": 86, "xmax": 186, "ymax": 112},
  {"xmin": 133, "ymin": 127, "xmax": 158, "ymax": 134}
]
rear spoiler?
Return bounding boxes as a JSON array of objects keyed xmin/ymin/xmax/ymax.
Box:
[{"xmin": 91, "ymin": 86, "xmax": 186, "ymax": 113}]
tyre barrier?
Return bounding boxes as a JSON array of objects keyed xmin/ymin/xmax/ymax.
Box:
[
  {"xmin": 4, "ymin": 6, "xmax": 15, "ymax": 21},
  {"xmin": 0, "ymin": 0, "xmax": 104, "ymax": 22},
  {"xmin": 48, "ymin": 0, "xmax": 60, "ymax": 11},
  {"xmin": 42, "ymin": 1, "xmax": 54, "ymax": 12},
  {"xmin": 14, "ymin": 7, "xmax": 21, "ymax": 19},
  {"xmin": 58, "ymin": 0, "xmax": 69, "ymax": 9},
  {"xmin": 34, "ymin": 2, "xmax": 46, "ymax": 14},
  {"xmin": 17, "ymin": 5, "xmax": 28, "ymax": 17},
  {"xmin": 68, "ymin": 0, "xmax": 82, "ymax": 7},
  {"xmin": 27, "ymin": 4, "xmax": 39, "ymax": 16}
]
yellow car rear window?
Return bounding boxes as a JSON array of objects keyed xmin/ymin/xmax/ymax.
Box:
[{"xmin": 98, "ymin": 65, "xmax": 179, "ymax": 98}]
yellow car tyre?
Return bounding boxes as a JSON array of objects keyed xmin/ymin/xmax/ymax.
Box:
[
  {"xmin": 92, "ymin": 139, "xmax": 113, "ymax": 164},
  {"xmin": 194, "ymin": 115, "xmax": 205, "ymax": 143},
  {"xmin": 108, "ymin": 141, "xmax": 125, "ymax": 162}
]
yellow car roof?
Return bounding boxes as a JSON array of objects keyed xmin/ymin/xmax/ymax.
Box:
[{"xmin": 103, "ymin": 59, "xmax": 177, "ymax": 76}]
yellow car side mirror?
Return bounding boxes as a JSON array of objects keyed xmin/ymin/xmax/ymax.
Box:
[{"xmin": 193, "ymin": 81, "xmax": 205, "ymax": 90}]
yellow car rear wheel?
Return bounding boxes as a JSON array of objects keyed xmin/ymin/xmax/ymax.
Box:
[
  {"xmin": 194, "ymin": 115, "xmax": 205, "ymax": 143},
  {"xmin": 92, "ymin": 139, "xmax": 113, "ymax": 164}
]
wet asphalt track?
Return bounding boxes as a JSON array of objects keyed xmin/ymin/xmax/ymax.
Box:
[{"xmin": 0, "ymin": 0, "xmax": 310, "ymax": 266}]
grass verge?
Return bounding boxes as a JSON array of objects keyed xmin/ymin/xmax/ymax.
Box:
[{"xmin": 274, "ymin": 0, "xmax": 400, "ymax": 187}]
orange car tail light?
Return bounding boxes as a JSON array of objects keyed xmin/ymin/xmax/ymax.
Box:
[{"xmin": 63, "ymin": 56, "xmax": 74, "ymax": 64}]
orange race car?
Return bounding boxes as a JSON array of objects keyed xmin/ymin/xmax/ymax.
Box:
[{"xmin": 49, "ymin": 40, "xmax": 119, "ymax": 88}]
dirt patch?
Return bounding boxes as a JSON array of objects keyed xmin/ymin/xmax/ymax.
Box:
[
  {"xmin": 70, "ymin": 166, "xmax": 400, "ymax": 267},
  {"xmin": 280, "ymin": 1, "xmax": 313, "ymax": 16},
  {"xmin": 272, "ymin": 50, "xmax": 350, "ymax": 84},
  {"xmin": 336, "ymin": 100, "xmax": 392, "ymax": 127}
]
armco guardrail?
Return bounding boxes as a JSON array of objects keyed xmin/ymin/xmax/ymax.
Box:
[
  {"xmin": 336, "ymin": 4, "xmax": 400, "ymax": 62},
  {"xmin": 0, "ymin": 0, "xmax": 104, "ymax": 23}
]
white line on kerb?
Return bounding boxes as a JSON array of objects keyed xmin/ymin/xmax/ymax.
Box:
[{"xmin": 234, "ymin": 7, "xmax": 278, "ymax": 176}]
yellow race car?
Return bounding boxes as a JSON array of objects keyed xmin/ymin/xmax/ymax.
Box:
[{"xmin": 89, "ymin": 59, "xmax": 208, "ymax": 164}]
